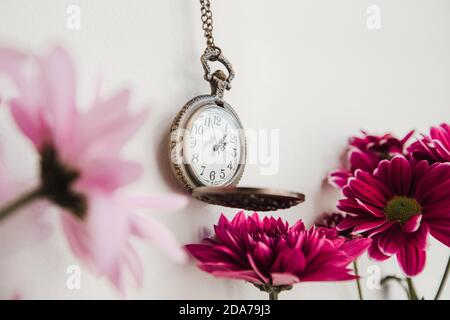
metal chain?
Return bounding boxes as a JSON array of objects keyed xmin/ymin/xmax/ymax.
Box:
[
  {"xmin": 200, "ymin": 0, "xmax": 216, "ymax": 48},
  {"xmin": 199, "ymin": 0, "xmax": 234, "ymax": 96}
]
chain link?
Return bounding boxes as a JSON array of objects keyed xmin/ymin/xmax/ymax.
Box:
[{"xmin": 200, "ymin": 0, "xmax": 216, "ymax": 48}]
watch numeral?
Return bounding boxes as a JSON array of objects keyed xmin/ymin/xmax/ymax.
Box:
[
  {"xmin": 227, "ymin": 162, "xmax": 233, "ymax": 170},
  {"xmin": 214, "ymin": 115, "xmax": 221, "ymax": 126},
  {"xmin": 200, "ymin": 165, "xmax": 206, "ymax": 175},
  {"xmin": 209, "ymin": 171, "xmax": 216, "ymax": 181},
  {"xmin": 220, "ymin": 169, "xmax": 225, "ymax": 179},
  {"xmin": 193, "ymin": 124, "xmax": 204, "ymax": 135},
  {"xmin": 192, "ymin": 153, "xmax": 199, "ymax": 164}
]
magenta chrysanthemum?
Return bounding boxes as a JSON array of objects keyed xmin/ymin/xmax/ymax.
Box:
[
  {"xmin": 337, "ymin": 155, "xmax": 450, "ymax": 276},
  {"xmin": 329, "ymin": 131, "xmax": 414, "ymax": 188},
  {"xmin": 408, "ymin": 123, "xmax": 450, "ymax": 163},
  {"xmin": 186, "ymin": 212, "xmax": 371, "ymax": 296}
]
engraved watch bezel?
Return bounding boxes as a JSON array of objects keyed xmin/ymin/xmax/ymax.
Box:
[{"xmin": 169, "ymin": 94, "xmax": 246, "ymax": 192}]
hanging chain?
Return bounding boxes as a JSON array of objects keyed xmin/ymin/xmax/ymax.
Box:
[
  {"xmin": 200, "ymin": 0, "xmax": 216, "ymax": 48},
  {"xmin": 199, "ymin": 0, "xmax": 234, "ymax": 97}
]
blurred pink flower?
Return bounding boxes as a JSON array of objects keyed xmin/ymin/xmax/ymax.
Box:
[
  {"xmin": 329, "ymin": 130, "xmax": 414, "ymax": 188},
  {"xmin": 0, "ymin": 46, "xmax": 188, "ymax": 292},
  {"xmin": 408, "ymin": 123, "xmax": 450, "ymax": 163},
  {"xmin": 186, "ymin": 212, "xmax": 370, "ymax": 298},
  {"xmin": 337, "ymin": 156, "xmax": 450, "ymax": 276}
]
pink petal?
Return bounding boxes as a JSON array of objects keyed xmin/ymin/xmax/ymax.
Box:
[
  {"xmin": 271, "ymin": 272, "xmax": 300, "ymax": 286},
  {"xmin": 415, "ymin": 163, "xmax": 450, "ymax": 204},
  {"xmin": 366, "ymin": 220, "xmax": 394, "ymax": 237},
  {"xmin": 40, "ymin": 47, "xmax": 77, "ymax": 150},
  {"xmin": 131, "ymin": 213, "xmax": 187, "ymax": 263},
  {"xmin": 84, "ymin": 193, "xmax": 129, "ymax": 274},
  {"xmin": 396, "ymin": 243, "xmax": 426, "ymax": 276},
  {"xmin": 349, "ymin": 149, "xmax": 377, "ymax": 172},
  {"xmin": 368, "ymin": 236, "xmax": 391, "ymax": 261},
  {"xmin": 61, "ymin": 213, "xmax": 94, "ymax": 266},
  {"xmin": 9, "ymin": 98, "xmax": 42, "ymax": 148},
  {"xmin": 355, "ymin": 198, "xmax": 385, "ymax": 218},
  {"xmin": 339, "ymin": 238, "xmax": 372, "ymax": 259},
  {"xmin": 389, "ymin": 156, "xmax": 411, "ymax": 196},
  {"xmin": 122, "ymin": 243, "xmax": 144, "ymax": 288},
  {"xmin": 408, "ymin": 224, "xmax": 429, "ymax": 250},
  {"xmin": 213, "ymin": 244, "xmax": 245, "ymax": 263},
  {"xmin": 377, "ymin": 226, "xmax": 405, "ymax": 255},
  {"xmin": 336, "ymin": 215, "xmax": 377, "ymax": 231},
  {"xmin": 402, "ymin": 214, "xmax": 422, "ymax": 233},
  {"xmin": 353, "ymin": 219, "xmax": 386, "ymax": 234},
  {"xmin": 185, "ymin": 244, "xmax": 233, "ymax": 264},
  {"xmin": 0, "ymin": 47, "xmax": 28, "ymax": 95},
  {"xmin": 400, "ymin": 130, "xmax": 415, "ymax": 145},
  {"xmin": 247, "ymin": 253, "xmax": 270, "ymax": 284},
  {"xmin": 76, "ymin": 108, "xmax": 149, "ymax": 161},
  {"xmin": 433, "ymin": 139, "xmax": 450, "ymax": 161},
  {"xmin": 428, "ymin": 222, "xmax": 450, "ymax": 247},
  {"xmin": 272, "ymin": 247, "xmax": 306, "ymax": 274},
  {"xmin": 252, "ymin": 241, "xmax": 273, "ymax": 271},
  {"xmin": 76, "ymin": 160, "xmax": 143, "ymax": 192},
  {"xmin": 328, "ymin": 170, "xmax": 352, "ymax": 188},
  {"xmin": 300, "ymin": 266, "xmax": 356, "ymax": 282},
  {"xmin": 208, "ymin": 270, "xmax": 263, "ymax": 284},
  {"xmin": 348, "ymin": 176, "xmax": 387, "ymax": 207},
  {"xmin": 337, "ymin": 198, "xmax": 365, "ymax": 215}
]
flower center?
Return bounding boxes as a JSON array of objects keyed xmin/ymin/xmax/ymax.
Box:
[
  {"xmin": 384, "ymin": 196, "xmax": 421, "ymax": 223},
  {"xmin": 40, "ymin": 145, "xmax": 87, "ymax": 219}
]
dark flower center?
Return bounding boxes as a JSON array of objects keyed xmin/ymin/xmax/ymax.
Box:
[
  {"xmin": 40, "ymin": 145, "xmax": 87, "ymax": 219},
  {"xmin": 384, "ymin": 196, "xmax": 421, "ymax": 223}
]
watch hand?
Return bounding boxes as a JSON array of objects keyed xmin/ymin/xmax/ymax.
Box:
[
  {"xmin": 211, "ymin": 125, "xmax": 219, "ymax": 145},
  {"xmin": 218, "ymin": 133, "xmax": 228, "ymax": 145},
  {"xmin": 213, "ymin": 132, "xmax": 228, "ymax": 152}
]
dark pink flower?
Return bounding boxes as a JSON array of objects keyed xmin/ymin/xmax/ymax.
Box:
[
  {"xmin": 408, "ymin": 123, "xmax": 450, "ymax": 163},
  {"xmin": 186, "ymin": 212, "xmax": 371, "ymax": 296},
  {"xmin": 337, "ymin": 156, "xmax": 450, "ymax": 276},
  {"xmin": 315, "ymin": 212, "xmax": 358, "ymax": 240},
  {"xmin": 329, "ymin": 130, "xmax": 414, "ymax": 188}
]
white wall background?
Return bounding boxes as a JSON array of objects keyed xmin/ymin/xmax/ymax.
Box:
[{"xmin": 0, "ymin": 0, "xmax": 449, "ymax": 300}]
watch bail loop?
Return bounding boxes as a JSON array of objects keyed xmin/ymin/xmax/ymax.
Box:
[{"xmin": 201, "ymin": 46, "xmax": 234, "ymax": 98}]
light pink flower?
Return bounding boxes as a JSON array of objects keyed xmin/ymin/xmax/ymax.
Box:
[
  {"xmin": 186, "ymin": 212, "xmax": 371, "ymax": 297},
  {"xmin": 0, "ymin": 46, "xmax": 188, "ymax": 291}
]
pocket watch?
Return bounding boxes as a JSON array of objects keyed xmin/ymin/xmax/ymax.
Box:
[{"xmin": 168, "ymin": 1, "xmax": 305, "ymax": 211}]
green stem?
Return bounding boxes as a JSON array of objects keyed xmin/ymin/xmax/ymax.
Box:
[
  {"xmin": 269, "ymin": 291, "xmax": 278, "ymax": 300},
  {"xmin": 353, "ymin": 260, "xmax": 363, "ymax": 300},
  {"xmin": 406, "ymin": 277, "xmax": 419, "ymax": 300},
  {"xmin": 0, "ymin": 187, "xmax": 43, "ymax": 222},
  {"xmin": 380, "ymin": 275, "xmax": 409, "ymax": 298},
  {"xmin": 434, "ymin": 256, "xmax": 450, "ymax": 300}
]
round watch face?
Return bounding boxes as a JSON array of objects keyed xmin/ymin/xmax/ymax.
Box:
[
  {"xmin": 184, "ymin": 105, "xmax": 241, "ymax": 186},
  {"xmin": 170, "ymin": 95, "xmax": 246, "ymax": 190}
]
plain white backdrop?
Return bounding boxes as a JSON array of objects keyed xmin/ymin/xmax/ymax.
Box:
[{"xmin": 0, "ymin": 0, "xmax": 449, "ymax": 299}]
